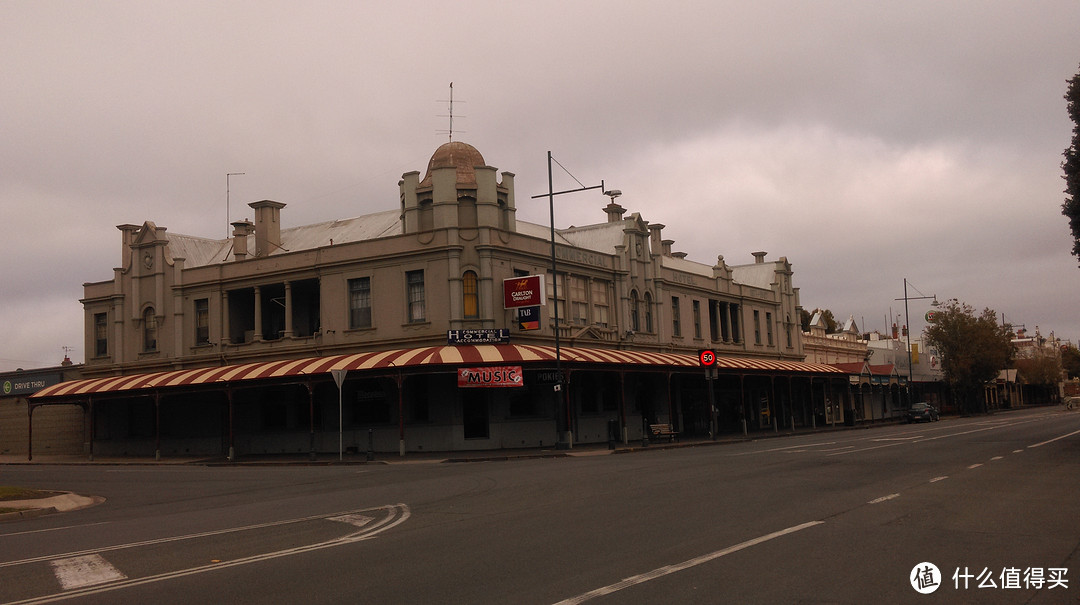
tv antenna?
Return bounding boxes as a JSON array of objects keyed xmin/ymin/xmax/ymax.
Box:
[
  {"xmin": 436, "ymin": 82, "xmax": 466, "ymax": 141},
  {"xmin": 227, "ymin": 172, "xmax": 245, "ymax": 238}
]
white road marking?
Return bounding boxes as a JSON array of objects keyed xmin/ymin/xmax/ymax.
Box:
[
  {"xmin": 552, "ymin": 520, "xmax": 823, "ymax": 605},
  {"xmin": 0, "ymin": 508, "xmax": 376, "ymax": 569},
  {"xmin": 990, "ymin": 456, "xmax": 1003, "ymax": 461},
  {"xmin": 967, "ymin": 463, "xmax": 982, "ymax": 469},
  {"xmin": 732, "ymin": 441, "xmax": 837, "ymax": 455},
  {"xmin": 1028, "ymin": 428, "xmax": 1080, "ymax": 449},
  {"xmin": 8, "ymin": 504, "xmax": 410, "ymax": 605},
  {"xmin": 929, "ymin": 476, "xmax": 948, "ymax": 483},
  {"xmin": 868, "ymin": 494, "xmax": 899, "ymax": 504},
  {"xmin": 873, "ymin": 436, "xmax": 922, "ymax": 441},
  {"xmin": 826, "ymin": 441, "xmax": 905, "ymax": 456},
  {"xmin": 1, "ymin": 522, "xmax": 111, "ymax": 538},
  {"xmin": 50, "ymin": 555, "xmax": 126, "ymax": 590},
  {"xmin": 914, "ymin": 424, "xmax": 1013, "ymax": 443},
  {"xmin": 328, "ymin": 514, "xmax": 373, "ymax": 528}
]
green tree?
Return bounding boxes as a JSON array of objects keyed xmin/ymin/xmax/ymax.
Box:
[
  {"xmin": 1062, "ymin": 64, "xmax": 1080, "ymax": 263},
  {"xmin": 1061, "ymin": 344, "xmax": 1080, "ymax": 379},
  {"xmin": 800, "ymin": 308, "xmax": 838, "ymax": 333},
  {"xmin": 1014, "ymin": 348, "xmax": 1063, "ymax": 404},
  {"xmin": 923, "ymin": 299, "xmax": 1014, "ymax": 414}
]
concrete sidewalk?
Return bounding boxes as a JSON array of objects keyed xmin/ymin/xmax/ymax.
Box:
[
  {"xmin": 0, "ymin": 417, "xmax": 900, "ymax": 468},
  {"xmin": 0, "ymin": 492, "xmax": 102, "ymax": 522}
]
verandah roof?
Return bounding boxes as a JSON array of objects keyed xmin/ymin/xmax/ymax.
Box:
[{"xmin": 30, "ymin": 345, "xmax": 843, "ymax": 401}]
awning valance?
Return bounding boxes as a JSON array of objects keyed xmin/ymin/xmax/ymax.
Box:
[{"xmin": 30, "ymin": 345, "xmax": 842, "ymax": 401}]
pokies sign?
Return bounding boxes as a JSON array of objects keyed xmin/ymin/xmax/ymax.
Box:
[
  {"xmin": 458, "ymin": 366, "xmax": 524, "ymax": 388},
  {"xmin": 503, "ymin": 275, "xmax": 544, "ymax": 309}
]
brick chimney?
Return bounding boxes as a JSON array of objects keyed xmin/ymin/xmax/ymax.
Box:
[
  {"xmin": 647, "ymin": 223, "xmax": 665, "ymax": 256},
  {"xmin": 231, "ymin": 219, "xmax": 255, "ymax": 260},
  {"xmin": 248, "ymin": 200, "xmax": 286, "ymax": 257},
  {"xmin": 752, "ymin": 251, "xmax": 768, "ymax": 264}
]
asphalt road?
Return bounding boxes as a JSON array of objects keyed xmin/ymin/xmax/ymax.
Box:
[{"xmin": 1, "ymin": 407, "xmax": 1078, "ymax": 604}]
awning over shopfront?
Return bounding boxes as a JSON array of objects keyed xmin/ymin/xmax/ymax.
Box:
[{"xmin": 30, "ymin": 344, "xmax": 843, "ymax": 402}]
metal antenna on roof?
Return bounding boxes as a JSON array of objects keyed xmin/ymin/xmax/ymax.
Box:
[
  {"xmin": 436, "ymin": 82, "xmax": 466, "ymax": 141},
  {"xmin": 227, "ymin": 172, "xmax": 245, "ymax": 238}
]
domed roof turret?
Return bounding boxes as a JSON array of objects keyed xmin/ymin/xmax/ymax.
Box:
[{"xmin": 420, "ymin": 141, "xmax": 486, "ymax": 188}]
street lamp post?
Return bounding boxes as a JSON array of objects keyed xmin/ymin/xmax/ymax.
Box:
[
  {"xmin": 531, "ymin": 151, "xmax": 608, "ymax": 449},
  {"xmin": 896, "ymin": 278, "xmax": 936, "ymax": 411}
]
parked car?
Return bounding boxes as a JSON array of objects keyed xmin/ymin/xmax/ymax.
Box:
[{"xmin": 906, "ymin": 402, "xmax": 939, "ymax": 423}]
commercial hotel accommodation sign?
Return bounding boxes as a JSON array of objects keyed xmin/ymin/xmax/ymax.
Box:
[{"xmin": 458, "ymin": 366, "xmax": 524, "ymax": 388}]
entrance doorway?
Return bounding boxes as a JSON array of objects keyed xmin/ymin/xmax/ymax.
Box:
[{"xmin": 462, "ymin": 392, "xmax": 489, "ymax": 439}]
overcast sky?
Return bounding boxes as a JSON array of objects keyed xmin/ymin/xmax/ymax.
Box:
[{"xmin": 3, "ymin": 1, "xmax": 1080, "ymax": 371}]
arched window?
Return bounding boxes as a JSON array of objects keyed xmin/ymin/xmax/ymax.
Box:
[
  {"xmin": 143, "ymin": 307, "xmax": 158, "ymax": 352},
  {"xmin": 644, "ymin": 292, "xmax": 653, "ymax": 333},
  {"xmin": 630, "ymin": 290, "xmax": 640, "ymax": 332},
  {"xmin": 463, "ymin": 271, "xmax": 479, "ymax": 319}
]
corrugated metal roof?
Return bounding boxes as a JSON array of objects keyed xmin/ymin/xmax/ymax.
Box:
[
  {"xmin": 164, "ymin": 210, "xmax": 403, "ymax": 267},
  {"xmin": 660, "ymin": 255, "xmax": 715, "ymax": 278},
  {"xmin": 30, "ymin": 345, "xmax": 842, "ymax": 400},
  {"xmin": 730, "ymin": 263, "xmax": 775, "ymax": 290},
  {"xmin": 558, "ymin": 222, "xmax": 628, "ymax": 254}
]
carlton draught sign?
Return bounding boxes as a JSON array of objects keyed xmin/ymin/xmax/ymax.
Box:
[
  {"xmin": 458, "ymin": 366, "xmax": 524, "ymax": 388},
  {"xmin": 503, "ymin": 276, "xmax": 544, "ymax": 308}
]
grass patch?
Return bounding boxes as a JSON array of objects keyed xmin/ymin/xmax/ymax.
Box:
[{"xmin": 0, "ymin": 486, "xmax": 64, "ymax": 501}]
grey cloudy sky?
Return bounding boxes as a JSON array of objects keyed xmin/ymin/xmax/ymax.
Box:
[{"xmin": 2, "ymin": 1, "xmax": 1079, "ymax": 371}]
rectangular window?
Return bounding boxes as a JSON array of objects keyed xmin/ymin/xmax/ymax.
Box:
[
  {"xmin": 766, "ymin": 311, "xmax": 774, "ymax": 346},
  {"xmin": 143, "ymin": 308, "xmax": 158, "ymax": 352},
  {"xmin": 590, "ymin": 280, "xmax": 609, "ymax": 327},
  {"xmin": 692, "ymin": 300, "xmax": 702, "ymax": 339},
  {"xmin": 569, "ymin": 276, "xmax": 588, "ymax": 325},
  {"xmin": 406, "ymin": 271, "xmax": 425, "ymax": 322},
  {"xmin": 671, "ymin": 297, "xmax": 681, "ymax": 337},
  {"xmin": 709, "ymin": 300, "xmax": 719, "ymax": 341},
  {"xmin": 94, "ymin": 313, "xmax": 108, "ymax": 357},
  {"xmin": 349, "ymin": 277, "xmax": 372, "ymax": 328},
  {"xmin": 754, "ymin": 310, "xmax": 762, "ymax": 345},
  {"xmin": 195, "ymin": 299, "xmax": 209, "ymax": 345}
]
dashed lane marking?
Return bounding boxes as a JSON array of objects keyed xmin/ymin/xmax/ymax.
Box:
[{"xmin": 868, "ymin": 494, "xmax": 899, "ymax": 504}]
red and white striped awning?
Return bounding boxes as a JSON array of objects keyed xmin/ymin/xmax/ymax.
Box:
[{"xmin": 30, "ymin": 345, "xmax": 842, "ymax": 400}]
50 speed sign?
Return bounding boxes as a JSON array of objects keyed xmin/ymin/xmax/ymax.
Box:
[{"xmin": 698, "ymin": 349, "xmax": 717, "ymax": 366}]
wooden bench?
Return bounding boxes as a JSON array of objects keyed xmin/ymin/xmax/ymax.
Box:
[{"xmin": 648, "ymin": 423, "xmax": 679, "ymax": 443}]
